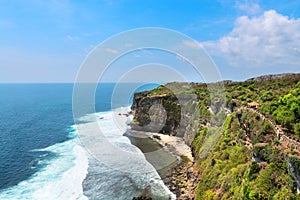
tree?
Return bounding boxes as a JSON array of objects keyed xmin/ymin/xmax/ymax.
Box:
[{"xmin": 295, "ymin": 123, "xmax": 300, "ymax": 137}]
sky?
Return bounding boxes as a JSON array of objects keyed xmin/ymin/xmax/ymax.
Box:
[{"xmin": 0, "ymin": 0, "xmax": 300, "ymax": 83}]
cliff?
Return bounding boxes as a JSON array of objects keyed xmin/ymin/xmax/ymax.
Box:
[
  {"xmin": 130, "ymin": 83, "xmax": 213, "ymax": 145},
  {"xmin": 131, "ymin": 73, "xmax": 300, "ymax": 199},
  {"xmin": 131, "ymin": 90, "xmax": 181, "ymax": 135}
]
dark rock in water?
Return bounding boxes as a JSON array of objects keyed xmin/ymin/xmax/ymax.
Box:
[
  {"xmin": 132, "ymin": 197, "xmax": 153, "ymax": 200},
  {"xmin": 153, "ymin": 134, "xmax": 161, "ymax": 140},
  {"xmin": 132, "ymin": 186, "xmax": 153, "ymax": 200}
]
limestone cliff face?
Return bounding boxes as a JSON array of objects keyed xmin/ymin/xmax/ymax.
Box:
[
  {"xmin": 130, "ymin": 85, "xmax": 205, "ymax": 146},
  {"xmin": 130, "ymin": 91, "xmax": 181, "ymax": 135}
]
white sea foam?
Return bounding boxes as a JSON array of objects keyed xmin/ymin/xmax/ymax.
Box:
[
  {"xmin": 78, "ymin": 107, "xmax": 176, "ymax": 199},
  {"xmin": 0, "ymin": 129, "xmax": 88, "ymax": 200},
  {"xmin": 0, "ymin": 107, "xmax": 175, "ymax": 200}
]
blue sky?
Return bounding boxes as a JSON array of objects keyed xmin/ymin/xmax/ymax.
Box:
[{"xmin": 0, "ymin": 0, "xmax": 300, "ymax": 82}]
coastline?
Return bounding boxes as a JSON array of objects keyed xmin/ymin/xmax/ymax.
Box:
[
  {"xmin": 126, "ymin": 129, "xmax": 197, "ymax": 199},
  {"xmin": 77, "ymin": 108, "xmax": 176, "ymax": 200}
]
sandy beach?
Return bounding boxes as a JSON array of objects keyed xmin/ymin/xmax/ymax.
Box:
[
  {"xmin": 150, "ymin": 133, "xmax": 193, "ymax": 162},
  {"xmin": 127, "ymin": 129, "xmax": 197, "ymax": 199},
  {"xmin": 129, "ymin": 130, "xmax": 193, "ymax": 161}
]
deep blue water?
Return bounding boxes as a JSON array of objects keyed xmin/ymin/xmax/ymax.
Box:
[
  {"xmin": 0, "ymin": 83, "xmax": 159, "ymax": 191},
  {"xmin": 0, "ymin": 84, "xmax": 74, "ymax": 189}
]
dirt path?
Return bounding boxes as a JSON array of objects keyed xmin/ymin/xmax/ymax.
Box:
[
  {"xmin": 241, "ymin": 106, "xmax": 300, "ymax": 193},
  {"xmin": 242, "ymin": 107, "xmax": 300, "ymax": 153}
]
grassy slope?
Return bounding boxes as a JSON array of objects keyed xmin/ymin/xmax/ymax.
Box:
[
  {"xmin": 193, "ymin": 112, "xmax": 297, "ymax": 199},
  {"xmin": 132, "ymin": 74, "xmax": 300, "ymax": 199}
]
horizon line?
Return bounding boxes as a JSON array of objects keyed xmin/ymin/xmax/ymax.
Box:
[{"xmin": 0, "ymin": 72, "xmax": 299, "ymax": 84}]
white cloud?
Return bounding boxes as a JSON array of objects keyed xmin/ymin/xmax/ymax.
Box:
[
  {"xmin": 236, "ymin": 1, "xmax": 261, "ymax": 15},
  {"xmin": 204, "ymin": 10, "xmax": 300, "ymax": 68},
  {"xmin": 182, "ymin": 40, "xmax": 203, "ymax": 49},
  {"xmin": 105, "ymin": 48, "xmax": 119, "ymax": 54},
  {"xmin": 67, "ymin": 35, "xmax": 79, "ymax": 41}
]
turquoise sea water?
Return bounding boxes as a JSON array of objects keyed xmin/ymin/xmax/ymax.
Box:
[{"xmin": 0, "ymin": 83, "xmax": 173, "ymax": 199}]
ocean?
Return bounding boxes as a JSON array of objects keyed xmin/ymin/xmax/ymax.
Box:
[{"xmin": 0, "ymin": 83, "xmax": 175, "ymax": 200}]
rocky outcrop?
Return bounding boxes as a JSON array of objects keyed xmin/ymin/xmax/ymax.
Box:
[
  {"xmin": 131, "ymin": 91, "xmax": 181, "ymax": 134},
  {"xmin": 132, "ymin": 186, "xmax": 154, "ymax": 200},
  {"xmin": 131, "ymin": 89, "xmax": 206, "ymax": 146},
  {"xmin": 130, "ymin": 83, "xmax": 226, "ymax": 146},
  {"xmin": 285, "ymin": 157, "xmax": 300, "ymax": 194}
]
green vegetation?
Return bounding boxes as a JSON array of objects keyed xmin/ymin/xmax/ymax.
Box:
[
  {"xmin": 194, "ymin": 114, "xmax": 297, "ymax": 199},
  {"xmin": 225, "ymin": 75, "xmax": 300, "ymax": 137},
  {"xmin": 135, "ymin": 74, "xmax": 300, "ymax": 137},
  {"xmin": 273, "ymin": 84, "xmax": 300, "ymax": 135},
  {"xmin": 132, "ymin": 73, "xmax": 300, "ymax": 199}
]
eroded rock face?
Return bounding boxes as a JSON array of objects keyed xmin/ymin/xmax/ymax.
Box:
[
  {"xmin": 131, "ymin": 91, "xmax": 181, "ymax": 134},
  {"xmin": 130, "ymin": 85, "xmax": 203, "ymax": 146}
]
